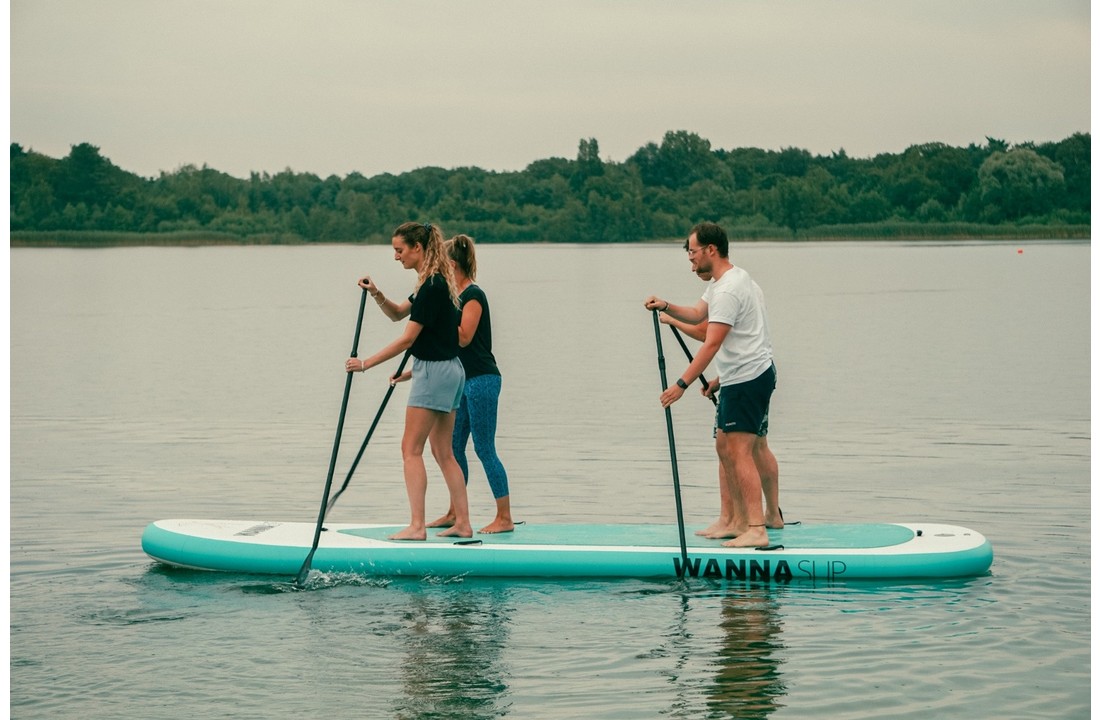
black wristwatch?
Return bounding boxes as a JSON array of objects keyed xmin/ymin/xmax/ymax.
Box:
[{"xmin": 675, "ymin": 378, "xmax": 689, "ymax": 390}]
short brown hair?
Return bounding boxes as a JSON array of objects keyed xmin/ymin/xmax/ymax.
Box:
[{"xmin": 689, "ymin": 222, "xmax": 728, "ymax": 257}]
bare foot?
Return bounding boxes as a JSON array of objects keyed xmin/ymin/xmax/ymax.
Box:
[
  {"xmin": 706, "ymin": 520, "xmax": 747, "ymax": 539},
  {"xmin": 426, "ymin": 514, "xmax": 455, "ymax": 528},
  {"xmin": 765, "ymin": 513, "xmax": 784, "ymax": 530},
  {"xmin": 722, "ymin": 526, "xmax": 769, "ymax": 548},
  {"xmin": 695, "ymin": 519, "xmax": 725, "ymax": 537},
  {"xmin": 388, "ymin": 526, "xmax": 427, "ymax": 541},
  {"xmin": 479, "ymin": 519, "xmax": 515, "ymax": 534},
  {"xmin": 437, "ymin": 524, "xmax": 473, "ymax": 539}
]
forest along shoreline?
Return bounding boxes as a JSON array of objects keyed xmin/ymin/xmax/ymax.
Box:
[{"xmin": 9, "ymin": 131, "xmax": 1090, "ymax": 246}]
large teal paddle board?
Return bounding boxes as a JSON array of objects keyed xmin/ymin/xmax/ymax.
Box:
[{"xmin": 141, "ymin": 519, "xmax": 993, "ymax": 582}]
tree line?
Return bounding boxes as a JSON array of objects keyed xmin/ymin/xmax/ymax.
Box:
[{"xmin": 9, "ymin": 131, "xmax": 1090, "ymax": 245}]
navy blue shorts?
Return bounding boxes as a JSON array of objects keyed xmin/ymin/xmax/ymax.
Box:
[{"xmin": 716, "ymin": 364, "xmax": 775, "ymax": 436}]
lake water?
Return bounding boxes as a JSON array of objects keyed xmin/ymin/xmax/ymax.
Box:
[{"xmin": 10, "ymin": 240, "xmax": 1091, "ymax": 718}]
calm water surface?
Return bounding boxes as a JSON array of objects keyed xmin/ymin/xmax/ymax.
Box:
[{"xmin": 10, "ymin": 241, "xmax": 1090, "ymax": 718}]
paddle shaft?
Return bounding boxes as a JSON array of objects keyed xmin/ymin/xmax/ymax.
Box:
[
  {"xmin": 325, "ymin": 349, "xmax": 412, "ymax": 517},
  {"xmin": 651, "ymin": 309, "xmax": 690, "ymax": 578},
  {"xmin": 295, "ymin": 287, "xmax": 369, "ymax": 586},
  {"xmin": 667, "ymin": 325, "xmax": 718, "ymax": 407}
]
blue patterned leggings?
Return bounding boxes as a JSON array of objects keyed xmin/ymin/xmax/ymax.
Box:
[{"xmin": 452, "ymin": 373, "xmax": 510, "ymax": 499}]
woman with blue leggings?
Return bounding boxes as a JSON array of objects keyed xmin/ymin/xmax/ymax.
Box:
[{"xmin": 426, "ymin": 234, "xmax": 513, "ymax": 534}]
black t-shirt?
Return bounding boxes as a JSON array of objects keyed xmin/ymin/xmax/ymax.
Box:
[
  {"xmin": 457, "ymin": 284, "xmax": 500, "ymax": 379},
  {"xmin": 408, "ymin": 274, "xmax": 459, "ymax": 361}
]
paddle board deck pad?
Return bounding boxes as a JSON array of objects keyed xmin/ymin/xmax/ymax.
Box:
[{"xmin": 141, "ymin": 520, "xmax": 992, "ymax": 582}]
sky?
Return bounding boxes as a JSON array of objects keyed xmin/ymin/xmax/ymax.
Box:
[{"xmin": 8, "ymin": 0, "xmax": 1093, "ymax": 180}]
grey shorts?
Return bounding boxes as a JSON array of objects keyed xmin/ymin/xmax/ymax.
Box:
[{"xmin": 408, "ymin": 357, "xmax": 465, "ymax": 412}]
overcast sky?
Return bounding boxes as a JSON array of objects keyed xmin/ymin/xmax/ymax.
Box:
[{"xmin": 9, "ymin": 0, "xmax": 1092, "ymax": 180}]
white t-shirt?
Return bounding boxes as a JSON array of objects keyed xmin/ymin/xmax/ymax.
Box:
[{"xmin": 702, "ymin": 266, "xmax": 774, "ymax": 385}]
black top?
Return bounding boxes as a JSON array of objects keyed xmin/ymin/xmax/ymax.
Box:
[
  {"xmin": 457, "ymin": 284, "xmax": 500, "ymax": 379},
  {"xmin": 408, "ymin": 274, "xmax": 460, "ymax": 361}
]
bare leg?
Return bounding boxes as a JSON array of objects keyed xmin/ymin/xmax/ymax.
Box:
[
  {"xmin": 429, "ymin": 391, "xmax": 469, "ymax": 529},
  {"xmin": 706, "ymin": 434, "xmax": 748, "ymax": 539},
  {"xmin": 718, "ymin": 431, "xmax": 769, "ymax": 548},
  {"xmin": 704, "ymin": 463, "xmax": 744, "ymax": 538},
  {"xmin": 755, "ymin": 436, "xmax": 782, "ymax": 529},
  {"xmin": 426, "ymin": 410, "xmax": 472, "ymax": 538},
  {"xmin": 696, "ymin": 462, "xmax": 732, "ymax": 536},
  {"xmin": 389, "ymin": 407, "xmax": 436, "ymax": 541}
]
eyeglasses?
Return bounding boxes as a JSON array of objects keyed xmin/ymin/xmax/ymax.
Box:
[{"xmin": 686, "ymin": 245, "xmax": 705, "ymax": 257}]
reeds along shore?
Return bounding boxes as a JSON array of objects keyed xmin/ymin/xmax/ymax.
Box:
[{"xmin": 9, "ymin": 222, "xmax": 1091, "ymax": 248}]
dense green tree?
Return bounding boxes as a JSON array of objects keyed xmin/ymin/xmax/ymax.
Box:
[
  {"xmin": 721, "ymin": 146, "xmax": 775, "ymax": 190},
  {"xmin": 571, "ymin": 138, "xmax": 604, "ymax": 192},
  {"xmin": 846, "ymin": 189, "xmax": 892, "ymax": 223},
  {"xmin": 629, "ymin": 130, "xmax": 721, "ymax": 189},
  {"xmin": 11, "ymin": 146, "xmax": 59, "ymax": 229},
  {"xmin": 775, "ymin": 147, "xmax": 811, "ymax": 177},
  {"xmin": 1047, "ymin": 132, "xmax": 1090, "ymax": 213},
  {"xmin": 917, "ymin": 142, "xmax": 976, "ymax": 209},
  {"xmin": 977, "ymin": 148, "xmax": 1065, "ymax": 221},
  {"xmin": 772, "ymin": 175, "xmax": 827, "ymax": 234},
  {"xmin": 882, "ymin": 161, "xmax": 942, "ymax": 217},
  {"xmin": 56, "ymin": 143, "xmax": 119, "ymax": 207}
]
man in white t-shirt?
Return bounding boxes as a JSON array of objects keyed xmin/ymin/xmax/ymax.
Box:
[
  {"xmin": 644, "ymin": 222, "xmax": 778, "ymax": 549},
  {"xmin": 656, "ymin": 294, "xmax": 783, "ymax": 541}
]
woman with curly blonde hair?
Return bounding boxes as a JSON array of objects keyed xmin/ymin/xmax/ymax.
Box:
[{"xmin": 346, "ymin": 222, "xmax": 470, "ymax": 540}]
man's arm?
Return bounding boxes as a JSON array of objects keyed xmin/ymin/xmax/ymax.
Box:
[
  {"xmin": 643, "ymin": 295, "xmax": 708, "ymax": 325},
  {"xmin": 660, "ymin": 314, "xmax": 708, "ymax": 342},
  {"xmin": 659, "ymin": 321, "xmax": 730, "ymax": 407}
]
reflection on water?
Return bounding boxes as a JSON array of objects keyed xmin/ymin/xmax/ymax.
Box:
[
  {"xmin": 391, "ymin": 582, "xmax": 512, "ymax": 719},
  {"xmin": 660, "ymin": 584, "xmax": 786, "ymax": 719},
  {"xmin": 707, "ymin": 588, "xmax": 786, "ymax": 719}
]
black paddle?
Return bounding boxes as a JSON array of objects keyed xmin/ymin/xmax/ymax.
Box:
[
  {"xmin": 295, "ymin": 287, "xmax": 369, "ymax": 587},
  {"xmin": 651, "ymin": 309, "xmax": 690, "ymax": 579},
  {"xmin": 325, "ymin": 349, "xmax": 412, "ymax": 517}
]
